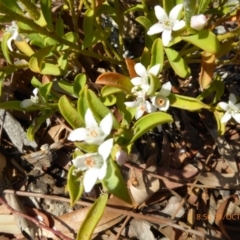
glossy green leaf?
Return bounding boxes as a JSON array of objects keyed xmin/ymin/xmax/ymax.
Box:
[
  {"xmin": 150, "ymin": 38, "xmax": 164, "ymax": 71},
  {"xmin": 39, "ymin": 82, "xmax": 53, "ymax": 102},
  {"xmin": 102, "ymin": 159, "xmax": 132, "ymax": 204},
  {"xmin": 135, "ymin": 16, "xmax": 152, "ymax": 31},
  {"xmin": 58, "ymin": 80, "xmax": 75, "ymax": 96},
  {"xmin": 165, "ymin": 48, "xmax": 191, "ymax": 78},
  {"xmin": 169, "ymin": 93, "xmax": 210, "ymax": 110},
  {"xmin": 140, "ymin": 47, "xmax": 151, "ymax": 68},
  {"xmin": 214, "ymin": 110, "xmax": 225, "ymax": 136},
  {"xmin": 87, "ymin": 89, "xmax": 119, "ymax": 129},
  {"xmin": 96, "ymin": 72, "xmax": 133, "ymax": 94},
  {"xmin": 40, "ymin": 0, "xmax": 54, "ymax": 31},
  {"xmin": 27, "ymin": 109, "xmax": 56, "ymax": 140},
  {"xmin": 147, "ymin": 73, "xmax": 160, "ymax": 96},
  {"xmin": 100, "ymin": 95, "xmax": 117, "ymax": 106},
  {"xmin": 58, "ymin": 95, "xmax": 83, "ymax": 129},
  {"xmin": 77, "ymin": 193, "xmax": 108, "ymax": 240},
  {"xmin": 1, "ymin": 0, "xmax": 23, "ymax": 15},
  {"xmin": 181, "ymin": 30, "xmax": 221, "ymax": 54},
  {"xmin": 124, "ymin": 4, "xmax": 144, "ymax": 14},
  {"xmin": 198, "ymin": 0, "xmax": 210, "ymax": 14},
  {"xmin": 58, "ymin": 53, "xmax": 68, "ymax": 72},
  {"xmin": 77, "ymin": 86, "xmax": 89, "ymax": 122},
  {"xmin": 67, "ymin": 165, "xmax": 83, "ymax": 206},
  {"xmin": 101, "ymin": 85, "xmax": 122, "ymax": 98},
  {"xmin": 74, "ymin": 73, "xmax": 87, "ymax": 96},
  {"xmin": 41, "ymin": 63, "xmax": 62, "ymax": 76},
  {"xmin": 163, "ymin": 0, "xmax": 175, "ymax": 14},
  {"xmin": 131, "ymin": 112, "xmax": 173, "ymax": 143},
  {"xmin": 29, "ymin": 45, "xmax": 55, "ymax": 73},
  {"xmin": 31, "ymin": 76, "xmax": 42, "ymax": 88},
  {"xmin": 74, "ymin": 142, "xmax": 98, "ymax": 153},
  {"xmin": 83, "ymin": 9, "xmax": 95, "ymax": 40},
  {"xmin": 55, "ymin": 18, "xmax": 64, "ymax": 37},
  {"xmin": 1, "ymin": 32, "xmax": 12, "ymax": 64},
  {"xmin": 63, "ymin": 32, "xmax": 78, "ymax": 43},
  {"xmin": 183, "ymin": 0, "xmax": 196, "ymax": 26}
]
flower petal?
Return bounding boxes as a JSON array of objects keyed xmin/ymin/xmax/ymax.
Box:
[
  {"xmin": 235, "ymin": 103, "xmax": 240, "ymax": 110},
  {"xmin": 158, "ymin": 98, "xmax": 170, "ymax": 111},
  {"xmin": 162, "ymin": 30, "xmax": 172, "ymax": 46},
  {"xmin": 232, "ymin": 113, "xmax": 240, "ymax": 124},
  {"xmin": 125, "ymin": 101, "xmax": 138, "ymax": 108},
  {"xmin": 33, "ymin": 88, "xmax": 39, "ymax": 96},
  {"xmin": 221, "ymin": 112, "xmax": 231, "ymax": 123},
  {"xmin": 83, "ymin": 168, "xmax": 99, "ymax": 192},
  {"xmin": 7, "ymin": 37, "xmax": 14, "ymax": 52},
  {"xmin": 145, "ymin": 101, "xmax": 156, "ymax": 113},
  {"xmin": 148, "ymin": 64, "xmax": 161, "ymax": 76},
  {"xmin": 154, "ymin": 5, "xmax": 168, "ymax": 22},
  {"xmin": 85, "ymin": 109, "xmax": 98, "ymax": 129},
  {"xmin": 135, "ymin": 106, "xmax": 144, "ymax": 119},
  {"xmin": 20, "ymin": 99, "xmax": 33, "ymax": 108},
  {"xmin": 98, "ymin": 162, "xmax": 107, "ymax": 180},
  {"xmin": 134, "ymin": 63, "xmax": 148, "ymax": 78},
  {"xmin": 172, "ymin": 20, "xmax": 185, "ymax": 31},
  {"xmin": 218, "ymin": 102, "xmax": 229, "ymax": 111},
  {"xmin": 100, "ymin": 113, "xmax": 112, "ymax": 136},
  {"xmin": 68, "ymin": 128, "xmax": 87, "ymax": 141},
  {"xmin": 169, "ymin": 4, "xmax": 183, "ymax": 21},
  {"xmin": 98, "ymin": 138, "xmax": 113, "ymax": 161},
  {"xmin": 159, "ymin": 81, "xmax": 172, "ymax": 96},
  {"xmin": 229, "ymin": 93, "xmax": 237, "ymax": 105},
  {"xmin": 85, "ymin": 135, "xmax": 105, "ymax": 145},
  {"xmin": 131, "ymin": 77, "xmax": 145, "ymax": 86},
  {"xmin": 72, "ymin": 153, "xmax": 97, "ymax": 170},
  {"xmin": 147, "ymin": 23, "xmax": 164, "ymax": 35}
]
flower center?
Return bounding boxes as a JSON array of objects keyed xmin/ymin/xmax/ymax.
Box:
[
  {"xmin": 86, "ymin": 128, "xmax": 104, "ymax": 138},
  {"xmin": 139, "ymin": 103, "xmax": 146, "ymax": 111},
  {"xmin": 156, "ymin": 97, "xmax": 165, "ymax": 106},
  {"xmin": 162, "ymin": 19, "xmax": 174, "ymax": 30},
  {"xmin": 84, "ymin": 157, "xmax": 96, "ymax": 168},
  {"xmin": 30, "ymin": 96, "xmax": 39, "ymax": 104}
]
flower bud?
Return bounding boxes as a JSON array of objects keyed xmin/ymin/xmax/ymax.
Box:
[
  {"xmin": 190, "ymin": 14, "xmax": 207, "ymax": 30},
  {"xmin": 115, "ymin": 149, "xmax": 128, "ymax": 166}
]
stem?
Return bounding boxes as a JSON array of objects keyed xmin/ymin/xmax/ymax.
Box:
[{"xmin": 141, "ymin": 0, "xmax": 148, "ymax": 16}]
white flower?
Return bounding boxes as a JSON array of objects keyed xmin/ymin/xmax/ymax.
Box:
[
  {"xmin": 72, "ymin": 138, "xmax": 113, "ymax": 192},
  {"xmin": 20, "ymin": 88, "xmax": 39, "ymax": 108},
  {"xmin": 190, "ymin": 14, "xmax": 207, "ymax": 30},
  {"xmin": 131, "ymin": 63, "xmax": 161, "ymax": 86},
  {"xmin": 115, "ymin": 149, "xmax": 128, "ymax": 166},
  {"xmin": 147, "ymin": 4, "xmax": 185, "ymax": 46},
  {"xmin": 131, "ymin": 85, "xmax": 149, "ymax": 98},
  {"xmin": 5, "ymin": 21, "xmax": 23, "ymax": 51},
  {"xmin": 125, "ymin": 98, "xmax": 156, "ymax": 119},
  {"xmin": 68, "ymin": 109, "xmax": 113, "ymax": 145},
  {"xmin": 151, "ymin": 82, "xmax": 172, "ymax": 111},
  {"xmin": 218, "ymin": 93, "xmax": 240, "ymax": 124}
]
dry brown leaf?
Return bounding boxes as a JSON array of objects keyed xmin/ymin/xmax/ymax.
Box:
[
  {"xmin": 0, "ymin": 215, "xmax": 22, "ymax": 234},
  {"xmin": 199, "ymin": 52, "xmax": 215, "ymax": 90},
  {"xmin": 125, "ymin": 58, "xmax": 137, "ymax": 79},
  {"xmin": 45, "ymin": 124, "xmax": 65, "ymax": 143}
]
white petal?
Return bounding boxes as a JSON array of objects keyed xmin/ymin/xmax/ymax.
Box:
[
  {"xmin": 159, "ymin": 81, "xmax": 172, "ymax": 96},
  {"xmin": 235, "ymin": 103, "xmax": 240, "ymax": 110},
  {"xmin": 169, "ymin": 4, "xmax": 183, "ymax": 21},
  {"xmin": 20, "ymin": 99, "xmax": 33, "ymax": 108},
  {"xmin": 7, "ymin": 37, "xmax": 14, "ymax": 51},
  {"xmin": 85, "ymin": 135, "xmax": 105, "ymax": 145},
  {"xmin": 83, "ymin": 168, "xmax": 99, "ymax": 192},
  {"xmin": 232, "ymin": 113, "xmax": 240, "ymax": 123},
  {"xmin": 85, "ymin": 109, "xmax": 98, "ymax": 129},
  {"xmin": 172, "ymin": 20, "xmax": 185, "ymax": 31},
  {"xmin": 162, "ymin": 30, "xmax": 172, "ymax": 46},
  {"xmin": 131, "ymin": 77, "xmax": 145, "ymax": 86},
  {"xmin": 98, "ymin": 138, "xmax": 113, "ymax": 161},
  {"xmin": 147, "ymin": 23, "xmax": 164, "ymax": 35},
  {"xmin": 190, "ymin": 14, "xmax": 207, "ymax": 30},
  {"xmin": 218, "ymin": 102, "xmax": 229, "ymax": 111},
  {"xmin": 134, "ymin": 63, "xmax": 148, "ymax": 78},
  {"xmin": 32, "ymin": 88, "xmax": 39, "ymax": 96},
  {"xmin": 125, "ymin": 101, "xmax": 138, "ymax": 108},
  {"xmin": 100, "ymin": 113, "xmax": 112, "ymax": 136},
  {"xmin": 221, "ymin": 112, "xmax": 231, "ymax": 123},
  {"xmin": 229, "ymin": 93, "xmax": 237, "ymax": 105},
  {"xmin": 158, "ymin": 98, "xmax": 170, "ymax": 111},
  {"xmin": 72, "ymin": 153, "xmax": 97, "ymax": 170},
  {"xmin": 98, "ymin": 162, "xmax": 107, "ymax": 180},
  {"xmin": 135, "ymin": 106, "xmax": 144, "ymax": 119},
  {"xmin": 145, "ymin": 101, "xmax": 156, "ymax": 113},
  {"xmin": 148, "ymin": 64, "xmax": 161, "ymax": 76},
  {"xmin": 68, "ymin": 128, "xmax": 87, "ymax": 141},
  {"xmin": 154, "ymin": 5, "xmax": 168, "ymax": 22},
  {"xmin": 157, "ymin": 125, "xmax": 162, "ymax": 132}
]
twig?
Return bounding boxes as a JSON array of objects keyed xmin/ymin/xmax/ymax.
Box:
[{"xmin": 0, "ymin": 197, "xmax": 73, "ymax": 240}]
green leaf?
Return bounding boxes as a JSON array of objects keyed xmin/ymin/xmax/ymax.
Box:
[
  {"xmin": 31, "ymin": 76, "xmax": 42, "ymax": 88},
  {"xmin": 163, "ymin": 0, "xmax": 175, "ymax": 14},
  {"xmin": 77, "ymin": 86, "xmax": 89, "ymax": 122},
  {"xmin": 181, "ymin": 30, "xmax": 221, "ymax": 54},
  {"xmin": 83, "ymin": 8, "xmax": 95, "ymax": 40},
  {"xmin": 87, "ymin": 89, "xmax": 119, "ymax": 129},
  {"xmin": 39, "ymin": 82, "xmax": 53, "ymax": 102},
  {"xmin": 214, "ymin": 110, "xmax": 225, "ymax": 136},
  {"xmin": 101, "ymin": 85, "xmax": 122, "ymax": 97},
  {"xmin": 41, "ymin": 63, "xmax": 62, "ymax": 76},
  {"xmin": 147, "ymin": 73, "xmax": 160, "ymax": 96},
  {"xmin": 165, "ymin": 47, "xmax": 191, "ymax": 78},
  {"xmin": 40, "ymin": 0, "xmax": 54, "ymax": 31},
  {"xmin": 140, "ymin": 47, "xmax": 151, "ymax": 68},
  {"xmin": 58, "ymin": 53, "xmax": 68, "ymax": 72},
  {"xmin": 198, "ymin": 0, "xmax": 210, "ymax": 14},
  {"xmin": 169, "ymin": 93, "xmax": 210, "ymax": 110},
  {"xmin": 74, "ymin": 73, "xmax": 87, "ymax": 96},
  {"xmin": 124, "ymin": 4, "xmax": 144, "ymax": 14},
  {"xmin": 96, "ymin": 72, "xmax": 133, "ymax": 94},
  {"xmin": 135, "ymin": 16, "xmax": 152, "ymax": 31},
  {"xmin": 77, "ymin": 193, "xmax": 108, "ymax": 240},
  {"xmin": 63, "ymin": 31, "xmax": 78, "ymax": 43},
  {"xmin": 1, "ymin": 0, "xmax": 23, "ymax": 15},
  {"xmin": 102, "ymin": 159, "xmax": 132, "ymax": 203},
  {"xmin": 67, "ymin": 165, "xmax": 83, "ymax": 206},
  {"xmin": 1, "ymin": 32, "xmax": 12, "ymax": 64},
  {"xmin": 58, "ymin": 95, "xmax": 83, "ymax": 128},
  {"xmin": 131, "ymin": 112, "xmax": 173, "ymax": 143},
  {"xmin": 58, "ymin": 79, "xmax": 75, "ymax": 96},
  {"xmin": 183, "ymin": 0, "xmax": 197, "ymax": 26},
  {"xmin": 27, "ymin": 109, "xmax": 56, "ymax": 140},
  {"xmin": 74, "ymin": 142, "xmax": 98, "ymax": 153},
  {"xmin": 150, "ymin": 38, "xmax": 164, "ymax": 71},
  {"xmin": 100, "ymin": 95, "xmax": 117, "ymax": 106},
  {"xmin": 55, "ymin": 18, "xmax": 64, "ymax": 37}
]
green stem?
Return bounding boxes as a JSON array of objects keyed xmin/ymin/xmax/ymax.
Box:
[{"xmin": 141, "ymin": 0, "xmax": 148, "ymax": 16}]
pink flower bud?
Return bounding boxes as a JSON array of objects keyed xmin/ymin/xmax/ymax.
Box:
[
  {"xmin": 190, "ymin": 14, "xmax": 207, "ymax": 30},
  {"xmin": 115, "ymin": 149, "xmax": 127, "ymax": 166}
]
